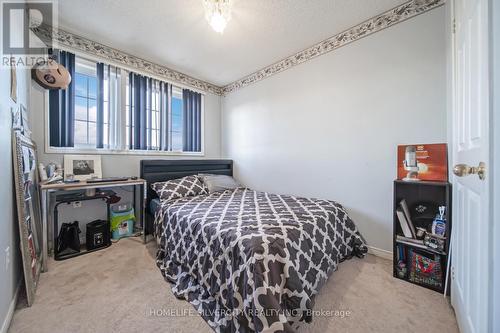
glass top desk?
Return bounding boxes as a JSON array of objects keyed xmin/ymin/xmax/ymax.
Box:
[{"xmin": 39, "ymin": 178, "xmax": 147, "ymax": 272}]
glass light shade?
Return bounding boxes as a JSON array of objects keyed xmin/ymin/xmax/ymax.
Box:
[{"xmin": 204, "ymin": 0, "xmax": 232, "ymax": 34}]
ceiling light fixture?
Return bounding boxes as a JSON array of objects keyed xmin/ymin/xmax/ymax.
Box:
[{"xmin": 203, "ymin": 0, "xmax": 232, "ymax": 34}]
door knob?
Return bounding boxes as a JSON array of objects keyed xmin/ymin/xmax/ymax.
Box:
[{"xmin": 453, "ymin": 162, "xmax": 486, "ymax": 180}]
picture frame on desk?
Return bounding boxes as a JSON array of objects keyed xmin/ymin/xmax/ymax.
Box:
[{"xmin": 64, "ymin": 154, "xmax": 102, "ymax": 180}]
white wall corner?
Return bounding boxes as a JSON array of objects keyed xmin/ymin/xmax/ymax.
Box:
[{"xmin": 0, "ymin": 283, "xmax": 20, "ymax": 333}]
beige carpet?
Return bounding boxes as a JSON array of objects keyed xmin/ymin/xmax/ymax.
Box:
[{"xmin": 9, "ymin": 238, "xmax": 458, "ymax": 333}]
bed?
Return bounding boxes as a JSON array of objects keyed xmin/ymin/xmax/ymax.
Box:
[{"xmin": 140, "ymin": 159, "xmax": 367, "ymax": 332}]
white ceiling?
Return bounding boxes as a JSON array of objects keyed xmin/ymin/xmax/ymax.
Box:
[{"xmin": 57, "ymin": 0, "xmax": 407, "ymax": 86}]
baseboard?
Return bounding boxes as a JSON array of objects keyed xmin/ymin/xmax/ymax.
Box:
[
  {"xmin": 367, "ymin": 245, "xmax": 393, "ymax": 261},
  {"xmin": 0, "ymin": 283, "xmax": 20, "ymax": 333}
]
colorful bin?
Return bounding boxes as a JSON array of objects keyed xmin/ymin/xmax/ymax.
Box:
[{"xmin": 110, "ymin": 207, "xmax": 135, "ymax": 240}]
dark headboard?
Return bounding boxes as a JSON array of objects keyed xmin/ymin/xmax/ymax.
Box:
[
  {"xmin": 140, "ymin": 159, "xmax": 233, "ymax": 237},
  {"xmin": 140, "ymin": 159, "xmax": 233, "ymax": 206}
]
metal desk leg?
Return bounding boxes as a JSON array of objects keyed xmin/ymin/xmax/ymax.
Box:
[
  {"xmin": 142, "ymin": 181, "xmax": 147, "ymax": 244},
  {"xmin": 41, "ymin": 189, "xmax": 48, "ymax": 272}
]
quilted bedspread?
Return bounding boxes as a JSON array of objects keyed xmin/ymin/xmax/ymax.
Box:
[{"xmin": 154, "ymin": 187, "xmax": 366, "ymax": 332}]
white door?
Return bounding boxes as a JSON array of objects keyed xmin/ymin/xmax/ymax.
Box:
[{"xmin": 451, "ymin": 0, "xmax": 491, "ymax": 332}]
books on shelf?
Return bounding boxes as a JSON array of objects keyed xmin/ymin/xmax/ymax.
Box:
[
  {"xmin": 396, "ymin": 199, "xmax": 417, "ymax": 238},
  {"xmin": 400, "ymin": 199, "xmax": 416, "ymax": 237},
  {"xmin": 396, "ymin": 209, "xmax": 413, "ymax": 238}
]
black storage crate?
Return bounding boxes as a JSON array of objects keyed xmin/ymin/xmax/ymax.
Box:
[{"xmin": 86, "ymin": 219, "xmax": 111, "ymax": 250}]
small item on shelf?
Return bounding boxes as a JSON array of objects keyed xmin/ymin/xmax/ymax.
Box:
[
  {"xmin": 396, "ymin": 235, "xmax": 424, "ymax": 246},
  {"xmin": 424, "ymin": 233, "xmax": 446, "ymax": 252},
  {"xmin": 402, "ymin": 146, "xmax": 420, "ymax": 181},
  {"xmin": 86, "ymin": 188, "xmax": 96, "ymax": 196},
  {"xmin": 397, "ymin": 143, "xmax": 448, "ymax": 182},
  {"xmin": 46, "ymin": 163, "xmax": 56, "ymax": 178},
  {"xmin": 46, "ymin": 174, "xmax": 63, "ymax": 184},
  {"xmin": 431, "ymin": 206, "xmax": 447, "ymax": 236},
  {"xmin": 397, "ymin": 261, "xmax": 407, "ymax": 279},
  {"xmin": 106, "ymin": 194, "xmax": 122, "ymax": 204},
  {"xmin": 397, "ymin": 233, "xmax": 445, "ymax": 254},
  {"xmin": 408, "ymin": 250, "xmax": 443, "ymax": 289},
  {"xmin": 413, "ymin": 201, "xmax": 439, "ymax": 221},
  {"xmin": 395, "ymin": 245, "xmax": 407, "ymax": 278},
  {"xmin": 400, "ymin": 199, "xmax": 416, "ymax": 237},
  {"xmin": 113, "ymin": 202, "xmax": 132, "ymax": 212},
  {"xmin": 38, "ymin": 163, "xmax": 47, "ymax": 181},
  {"xmin": 416, "ymin": 227, "xmax": 427, "ymax": 239},
  {"xmin": 432, "ymin": 219, "xmax": 446, "ymax": 236},
  {"xmin": 55, "ymin": 164, "xmax": 64, "ymax": 177}
]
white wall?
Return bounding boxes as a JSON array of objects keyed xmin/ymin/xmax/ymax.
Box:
[
  {"xmin": 0, "ymin": 66, "xmax": 29, "ymax": 330},
  {"xmin": 222, "ymin": 8, "xmax": 447, "ymax": 253}
]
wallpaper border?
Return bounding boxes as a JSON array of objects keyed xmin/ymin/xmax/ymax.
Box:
[
  {"xmin": 32, "ymin": 25, "xmax": 224, "ymax": 95},
  {"xmin": 33, "ymin": 0, "xmax": 444, "ymax": 96},
  {"xmin": 221, "ymin": 0, "xmax": 445, "ymax": 95}
]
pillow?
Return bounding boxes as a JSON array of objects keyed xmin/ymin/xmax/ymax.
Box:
[
  {"xmin": 198, "ymin": 174, "xmax": 241, "ymax": 193},
  {"xmin": 151, "ymin": 175, "xmax": 207, "ymax": 202}
]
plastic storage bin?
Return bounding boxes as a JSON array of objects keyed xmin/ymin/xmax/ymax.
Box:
[{"xmin": 110, "ymin": 207, "xmax": 135, "ymax": 240}]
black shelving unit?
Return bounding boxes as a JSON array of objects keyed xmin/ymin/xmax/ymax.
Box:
[{"xmin": 393, "ymin": 180, "xmax": 452, "ymax": 294}]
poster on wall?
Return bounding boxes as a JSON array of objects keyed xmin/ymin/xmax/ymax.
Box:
[{"xmin": 397, "ymin": 143, "xmax": 448, "ymax": 182}]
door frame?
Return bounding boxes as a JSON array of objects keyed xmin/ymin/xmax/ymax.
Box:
[
  {"xmin": 491, "ymin": 1, "xmax": 500, "ymax": 331},
  {"xmin": 447, "ymin": 0, "xmax": 499, "ymax": 331}
]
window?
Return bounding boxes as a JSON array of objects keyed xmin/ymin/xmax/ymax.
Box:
[
  {"xmin": 74, "ymin": 59, "xmax": 98, "ymax": 147},
  {"xmin": 171, "ymin": 86, "xmax": 183, "ymax": 151},
  {"xmin": 147, "ymin": 80, "xmax": 161, "ymax": 150},
  {"xmin": 74, "ymin": 58, "xmax": 115, "ymax": 148},
  {"xmin": 101, "ymin": 65, "xmax": 119, "ymax": 149},
  {"xmin": 126, "ymin": 75, "xmax": 163, "ymax": 150},
  {"xmin": 48, "ymin": 53, "xmax": 203, "ymax": 154},
  {"xmin": 125, "ymin": 74, "xmax": 131, "ymax": 149}
]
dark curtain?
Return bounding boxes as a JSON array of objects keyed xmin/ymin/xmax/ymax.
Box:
[
  {"xmin": 182, "ymin": 89, "xmax": 202, "ymax": 152},
  {"xmin": 96, "ymin": 63, "xmax": 104, "ymax": 148},
  {"xmin": 129, "ymin": 72, "xmax": 148, "ymax": 150},
  {"xmin": 146, "ymin": 78, "xmax": 152, "ymax": 150},
  {"xmin": 129, "ymin": 73, "xmax": 171, "ymax": 150},
  {"xmin": 49, "ymin": 50, "xmax": 75, "ymax": 147}
]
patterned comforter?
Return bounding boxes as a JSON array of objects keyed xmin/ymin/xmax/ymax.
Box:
[{"xmin": 154, "ymin": 187, "xmax": 366, "ymax": 332}]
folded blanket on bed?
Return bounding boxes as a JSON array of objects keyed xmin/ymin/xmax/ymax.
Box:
[{"xmin": 154, "ymin": 187, "xmax": 366, "ymax": 332}]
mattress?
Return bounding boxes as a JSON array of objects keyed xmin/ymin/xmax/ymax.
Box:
[{"xmin": 154, "ymin": 187, "xmax": 366, "ymax": 332}]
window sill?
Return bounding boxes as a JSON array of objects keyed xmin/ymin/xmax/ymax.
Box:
[{"xmin": 45, "ymin": 147, "xmax": 205, "ymax": 157}]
